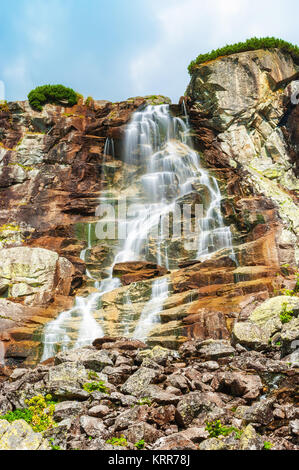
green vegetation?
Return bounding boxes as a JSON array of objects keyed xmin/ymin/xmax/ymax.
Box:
[
  {"xmin": 263, "ymin": 441, "xmax": 273, "ymax": 450},
  {"xmin": 135, "ymin": 439, "xmax": 145, "ymax": 450},
  {"xmin": 188, "ymin": 37, "xmax": 299, "ymax": 74},
  {"xmin": 87, "ymin": 370, "xmax": 99, "ymax": 380},
  {"xmin": 85, "ymin": 96, "xmax": 94, "ymax": 107},
  {"xmin": 136, "ymin": 397, "xmax": 152, "ymax": 406},
  {"xmin": 82, "ymin": 380, "xmax": 110, "ymax": 394},
  {"xmin": 205, "ymin": 419, "xmax": 242, "ymax": 439},
  {"xmin": 280, "ymin": 271, "xmax": 299, "ymax": 296},
  {"xmin": 106, "ymin": 435, "xmax": 128, "ymax": 447},
  {"xmin": 28, "ymin": 85, "xmax": 78, "ymax": 111},
  {"xmin": 0, "ymin": 394, "xmax": 56, "ymax": 433},
  {"xmin": 280, "ymin": 302, "xmax": 295, "ymax": 324},
  {"xmin": 0, "ymin": 101, "xmax": 9, "ymax": 113}
]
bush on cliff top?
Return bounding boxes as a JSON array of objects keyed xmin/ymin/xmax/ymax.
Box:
[
  {"xmin": 28, "ymin": 84, "xmax": 78, "ymax": 111},
  {"xmin": 188, "ymin": 37, "xmax": 299, "ymax": 74}
]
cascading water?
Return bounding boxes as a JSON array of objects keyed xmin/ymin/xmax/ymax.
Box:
[
  {"xmin": 40, "ymin": 103, "xmax": 235, "ymax": 360},
  {"xmin": 0, "ymin": 341, "xmax": 5, "ymax": 366}
]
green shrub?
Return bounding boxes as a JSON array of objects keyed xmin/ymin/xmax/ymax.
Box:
[
  {"xmin": 280, "ymin": 302, "xmax": 295, "ymax": 324},
  {"xmin": 0, "ymin": 394, "xmax": 56, "ymax": 433},
  {"xmin": 136, "ymin": 397, "xmax": 152, "ymax": 406},
  {"xmin": 135, "ymin": 439, "xmax": 145, "ymax": 449},
  {"xmin": 82, "ymin": 381, "xmax": 110, "ymax": 394},
  {"xmin": 87, "ymin": 371, "xmax": 99, "ymax": 380},
  {"xmin": 263, "ymin": 441, "xmax": 273, "ymax": 450},
  {"xmin": 205, "ymin": 419, "xmax": 241, "ymax": 438},
  {"xmin": 106, "ymin": 435, "xmax": 128, "ymax": 447},
  {"xmin": 28, "ymin": 84, "xmax": 78, "ymax": 111},
  {"xmin": 188, "ymin": 37, "xmax": 299, "ymax": 74}
]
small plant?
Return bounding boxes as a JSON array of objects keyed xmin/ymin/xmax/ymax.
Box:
[
  {"xmin": 135, "ymin": 439, "xmax": 145, "ymax": 450},
  {"xmin": 87, "ymin": 370, "xmax": 99, "ymax": 380},
  {"xmin": 0, "ymin": 394, "xmax": 56, "ymax": 433},
  {"xmin": 280, "ymin": 303, "xmax": 294, "ymax": 324},
  {"xmin": 85, "ymin": 96, "xmax": 94, "ymax": 107},
  {"xmin": 49, "ymin": 438, "xmax": 61, "ymax": 451},
  {"xmin": 263, "ymin": 441, "xmax": 273, "ymax": 450},
  {"xmin": 82, "ymin": 381, "xmax": 110, "ymax": 394},
  {"xmin": 28, "ymin": 85, "xmax": 78, "ymax": 111},
  {"xmin": 136, "ymin": 397, "xmax": 152, "ymax": 406},
  {"xmin": 205, "ymin": 420, "xmax": 240, "ymax": 438},
  {"xmin": 106, "ymin": 435, "xmax": 128, "ymax": 447}
]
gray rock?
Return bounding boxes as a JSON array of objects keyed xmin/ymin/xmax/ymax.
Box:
[
  {"xmin": 55, "ymin": 347, "xmax": 113, "ymax": 371},
  {"xmin": 79, "ymin": 415, "xmax": 108, "ymax": 439},
  {"xmin": 175, "ymin": 392, "xmax": 223, "ymax": 427},
  {"xmin": 124, "ymin": 422, "xmax": 163, "ymax": 444},
  {"xmin": 289, "ymin": 419, "xmax": 299, "ymax": 436},
  {"xmin": 53, "ymin": 401, "xmax": 84, "ymax": 422},
  {"xmin": 211, "ymin": 372, "xmax": 263, "ymax": 400},
  {"xmin": 120, "ymin": 367, "xmax": 159, "ymax": 397},
  {"xmin": 0, "ymin": 419, "xmax": 51, "ymax": 450},
  {"xmin": 197, "ymin": 340, "xmax": 235, "ymax": 360}
]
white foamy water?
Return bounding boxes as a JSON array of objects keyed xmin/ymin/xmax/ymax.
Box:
[
  {"xmin": 0, "ymin": 341, "xmax": 5, "ymax": 366},
  {"xmin": 40, "ymin": 104, "xmax": 235, "ymax": 360}
]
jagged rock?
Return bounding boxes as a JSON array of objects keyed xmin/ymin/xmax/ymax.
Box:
[
  {"xmin": 175, "ymin": 392, "xmax": 223, "ymax": 427},
  {"xmin": 0, "ymin": 247, "xmax": 73, "ymax": 300},
  {"xmin": 43, "ymin": 418, "xmax": 72, "ymax": 450},
  {"xmin": 196, "ymin": 339, "xmax": 236, "ymax": 360},
  {"xmin": 53, "ymin": 401, "xmax": 85, "ymax": 422},
  {"xmin": 124, "ymin": 422, "xmax": 163, "ymax": 444},
  {"xmin": 0, "ymin": 419, "xmax": 51, "ymax": 450},
  {"xmin": 233, "ymin": 296, "xmax": 299, "ymax": 351},
  {"xmin": 79, "ymin": 415, "xmax": 108, "ymax": 439},
  {"xmin": 145, "ymin": 385, "xmax": 180, "ymax": 405},
  {"xmin": 289, "ymin": 419, "xmax": 299, "ymax": 436},
  {"xmin": 136, "ymin": 345, "xmax": 175, "ymax": 365},
  {"xmin": 211, "ymin": 372, "xmax": 263, "ymax": 400},
  {"xmin": 120, "ymin": 367, "xmax": 160, "ymax": 397},
  {"xmin": 88, "ymin": 404, "xmax": 110, "ymax": 418},
  {"xmin": 176, "ymin": 426, "xmax": 209, "ymax": 443},
  {"xmin": 45, "ymin": 362, "xmax": 90, "ymax": 400},
  {"xmin": 113, "ymin": 406, "xmax": 149, "ymax": 431},
  {"xmin": 55, "ymin": 347, "xmax": 113, "ymax": 371},
  {"xmin": 235, "ymin": 398, "xmax": 275, "ymax": 425},
  {"xmin": 152, "ymin": 434, "xmax": 197, "ymax": 450}
]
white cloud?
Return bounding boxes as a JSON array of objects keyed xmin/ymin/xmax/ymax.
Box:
[
  {"xmin": 3, "ymin": 56, "xmax": 32, "ymax": 101},
  {"xmin": 129, "ymin": 0, "xmax": 299, "ymax": 102}
]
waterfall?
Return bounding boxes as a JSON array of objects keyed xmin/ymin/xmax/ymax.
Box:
[
  {"xmin": 40, "ymin": 103, "xmax": 235, "ymax": 360},
  {"xmin": 133, "ymin": 277, "xmax": 169, "ymax": 342},
  {"xmin": 0, "ymin": 341, "xmax": 5, "ymax": 366}
]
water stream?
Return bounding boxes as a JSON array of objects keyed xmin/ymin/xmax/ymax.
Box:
[
  {"xmin": 41, "ymin": 104, "xmax": 235, "ymax": 360},
  {"xmin": 0, "ymin": 341, "xmax": 5, "ymax": 366}
]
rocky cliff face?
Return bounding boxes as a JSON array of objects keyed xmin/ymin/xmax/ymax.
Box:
[
  {"xmin": 0, "ymin": 48, "xmax": 298, "ymax": 451},
  {"xmin": 0, "ymin": 50, "xmax": 298, "ymax": 370}
]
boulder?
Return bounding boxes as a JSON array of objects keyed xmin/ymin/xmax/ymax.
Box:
[
  {"xmin": 120, "ymin": 367, "xmax": 160, "ymax": 397},
  {"xmin": 0, "ymin": 419, "xmax": 51, "ymax": 450},
  {"xmin": 196, "ymin": 339, "xmax": 235, "ymax": 360},
  {"xmin": 55, "ymin": 347, "xmax": 113, "ymax": 371},
  {"xmin": 233, "ymin": 296, "xmax": 299, "ymax": 351},
  {"xmin": 211, "ymin": 372, "xmax": 263, "ymax": 400},
  {"xmin": 175, "ymin": 392, "xmax": 223, "ymax": 427},
  {"xmin": 152, "ymin": 434, "xmax": 197, "ymax": 450},
  {"xmin": 0, "ymin": 247, "xmax": 73, "ymax": 301}
]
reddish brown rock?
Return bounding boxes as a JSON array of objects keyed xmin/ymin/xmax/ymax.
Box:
[{"xmin": 113, "ymin": 261, "xmax": 168, "ymax": 286}]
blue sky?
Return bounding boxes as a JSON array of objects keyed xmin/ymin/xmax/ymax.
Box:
[{"xmin": 0, "ymin": 0, "xmax": 298, "ymax": 103}]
